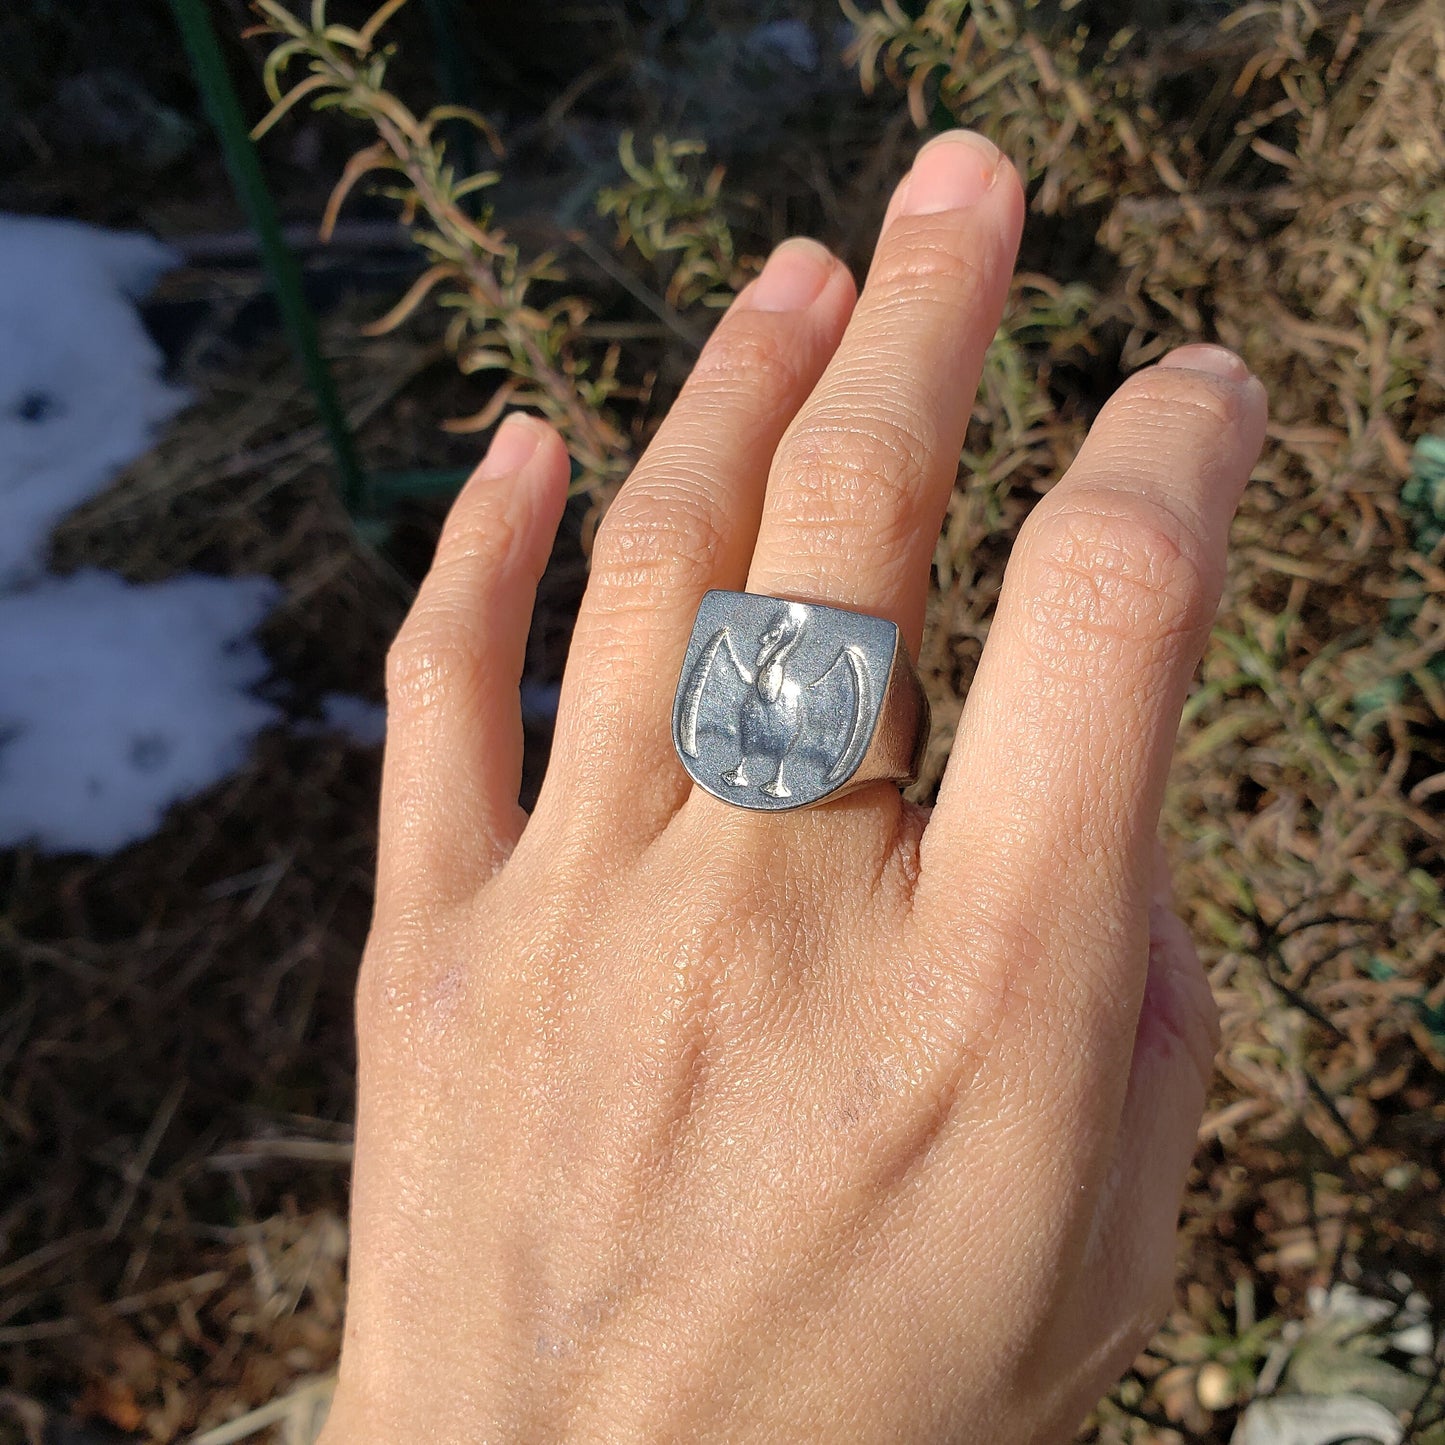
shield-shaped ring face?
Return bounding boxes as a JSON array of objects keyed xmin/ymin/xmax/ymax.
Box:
[{"xmin": 672, "ymin": 590, "xmax": 903, "ymax": 812}]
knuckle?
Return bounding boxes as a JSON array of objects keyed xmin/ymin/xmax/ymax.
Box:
[
  {"xmin": 354, "ymin": 922, "xmax": 418, "ymax": 1036},
  {"xmin": 385, "ymin": 501, "xmax": 526, "ymax": 715},
  {"xmin": 588, "ymin": 477, "xmax": 726, "ymax": 610},
  {"xmin": 431, "ymin": 497, "xmax": 522, "ymax": 576},
  {"xmin": 686, "ymin": 315, "xmax": 812, "ymax": 403},
  {"xmin": 872, "ymin": 231, "xmax": 988, "ymax": 306},
  {"xmin": 355, "ymin": 907, "xmax": 474, "ymax": 1049},
  {"xmin": 772, "ymin": 416, "xmax": 929, "ymax": 550},
  {"xmin": 384, "ymin": 626, "xmax": 475, "ymax": 715},
  {"xmin": 1015, "ymin": 495, "xmax": 1216, "ymax": 672}
]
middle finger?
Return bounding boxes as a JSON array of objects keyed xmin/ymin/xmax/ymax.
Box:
[
  {"xmin": 746, "ymin": 130, "xmax": 1025, "ymax": 656},
  {"xmin": 535, "ymin": 240, "xmax": 857, "ymax": 839}
]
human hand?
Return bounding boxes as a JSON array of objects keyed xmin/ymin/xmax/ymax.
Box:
[{"xmin": 322, "ymin": 129, "xmax": 1267, "ymax": 1443}]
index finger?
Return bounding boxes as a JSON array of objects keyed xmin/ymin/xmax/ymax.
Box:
[{"xmin": 919, "ymin": 345, "xmax": 1266, "ymax": 1064}]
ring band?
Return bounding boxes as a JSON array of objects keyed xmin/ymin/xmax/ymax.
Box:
[{"xmin": 671, "ymin": 590, "xmax": 930, "ymax": 812}]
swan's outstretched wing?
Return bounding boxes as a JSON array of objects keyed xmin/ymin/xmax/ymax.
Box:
[
  {"xmin": 677, "ymin": 627, "xmax": 753, "ymax": 758},
  {"xmin": 807, "ymin": 645, "xmax": 871, "ymax": 783}
]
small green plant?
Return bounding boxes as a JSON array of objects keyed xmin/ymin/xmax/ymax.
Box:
[
  {"xmin": 843, "ymin": 0, "xmax": 1144, "ymax": 213},
  {"xmin": 596, "ymin": 134, "xmax": 758, "ymax": 310},
  {"xmin": 934, "ymin": 273, "xmax": 1094, "ymax": 589},
  {"xmin": 249, "ymin": 0, "xmax": 630, "ymax": 489},
  {"xmin": 1403, "ymin": 435, "xmax": 1445, "ymax": 558},
  {"xmin": 975, "ymin": 273, "xmax": 1093, "ymax": 456}
]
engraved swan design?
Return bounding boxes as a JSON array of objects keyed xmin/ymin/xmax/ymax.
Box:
[
  {"xmin": 678, "ymin": 604, "xmax": 871, "ymax": 803},
  {"xmin": 722, "ymin": 609, "xmax": 809, "ymax": 798}
]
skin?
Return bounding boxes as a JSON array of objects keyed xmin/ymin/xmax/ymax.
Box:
[{"xmin": 321, "ymin": 129, "xmax": 1268, "ymax": 1443}]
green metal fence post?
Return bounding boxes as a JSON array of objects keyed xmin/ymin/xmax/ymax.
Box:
[{"xmin": 168, "ymin": 0, "xmax": 369, "ymax": 514}]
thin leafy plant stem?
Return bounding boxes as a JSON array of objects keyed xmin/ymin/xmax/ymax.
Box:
[
  {"xmin": 365, "ymin": 109, "xmax": 626, "ymax": 482},
  {"xmin": 249, "ymin": 0, "xmax": 630, "ymax": 492}
]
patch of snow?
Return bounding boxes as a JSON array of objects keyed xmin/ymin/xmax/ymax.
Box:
[
  {"xmin": 0, "ymin": 215, "xmax": 288, "ymax": 857},
  {"xmin": 318, "ymin": 691, "xmax": 387, "ymax": 748},
  {"xmin": 0, "ymin": 214, "xmax": 188, "ymax": 585},
  {"xmin": 0, "ymin": 571, "xmax": 281, "ymax": 854}
]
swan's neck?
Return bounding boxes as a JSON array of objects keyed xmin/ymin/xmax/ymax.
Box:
[{"xmin": 757, "ymin": 631, "xmax": 799, "ymax": 703}]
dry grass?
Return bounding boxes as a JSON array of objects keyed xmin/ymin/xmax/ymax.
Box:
[
  {"xmin": 0, "ymin": 289, "xmax": 590, "ymax": 1440},
  {"xmin": 904, "ymin": 1, "xmax": 1445, "ymax": 1436},
  {"xmin": 2, "ymin": 1, "xmax": 1443, "ymax": 1441},
  {"xmin": 2, "ymin": 318, "xmax": 394, "ymax": 1444}
]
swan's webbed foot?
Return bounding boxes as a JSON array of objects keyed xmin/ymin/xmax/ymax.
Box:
[
  {"xmin": 722, "ymin": 763, "xmax": 750, "ymax": 788},
  {"xmin": 761, "ymin": 774, "xmax": 791, "ymax": 799}
]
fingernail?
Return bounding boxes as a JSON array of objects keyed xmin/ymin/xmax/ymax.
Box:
[
  {"xmin": 478, "ymin": 413, "xmax": 542, "ymax": 479},
  {"xmin": 899, "ymin": 130, "xmax": 999, "ymax": 215},
  {"xmin": 743, "ymin": 236, "xmax": 835, "ymax": 312},
  {"xmin": 1157, "ymin": 344, "xmax": 1253, "ymax": 382}
]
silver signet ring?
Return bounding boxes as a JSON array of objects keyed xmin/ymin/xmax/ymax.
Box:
[{"xmin": 671, "ymin": 590, "xmax": 930, "ymax": 812}]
